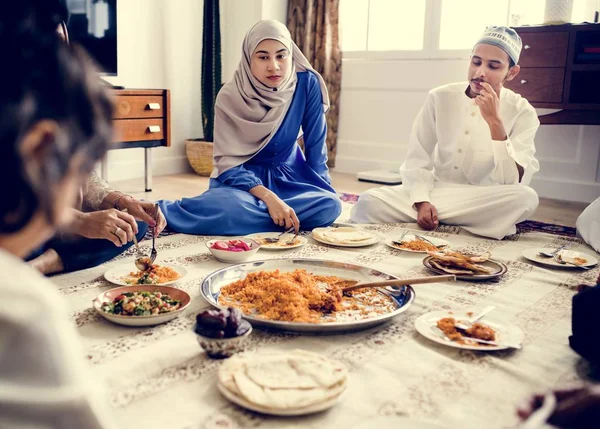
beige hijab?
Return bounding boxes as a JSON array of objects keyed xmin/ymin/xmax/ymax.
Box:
[{"xmin": 211, "ymin": 20, "xmax": 329, "ymax": 178}]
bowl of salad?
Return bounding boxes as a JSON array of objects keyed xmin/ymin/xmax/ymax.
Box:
[
  {"xmin": 93, "ymin": 285, "xmax": 191, "ymax": 327},
  {"xmin": 206, "ymin": 238, "xmax": 260, "ymax": 263}
]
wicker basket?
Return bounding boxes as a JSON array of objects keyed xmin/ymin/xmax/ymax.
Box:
[{"xmin": 185, "ymin": 139, "xmax": 214, "ymax": 176}]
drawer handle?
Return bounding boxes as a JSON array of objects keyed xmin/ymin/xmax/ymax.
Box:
[
  {"xmin": 524, "ymin": 44, "xmax": 530, "ymax": 50},
  {"xmin": 147, "ymin": 103, "xmax": 161, "ymax": 110},
  {"xmin": 148, "ymin": 125, "xmax": 161, "ymax": 133},
  {"xmin": 520, "ymin": 79, "xmax": 528, "ymax": 85}
]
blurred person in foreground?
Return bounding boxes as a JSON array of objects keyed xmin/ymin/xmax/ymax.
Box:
[{"xmin": 0, "ymin": 1, "xmax": 117, "ymax": 427}]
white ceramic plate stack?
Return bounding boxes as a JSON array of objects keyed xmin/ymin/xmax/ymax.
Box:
[{"xmin": 217, "ymin": 349, "xmax": 348, "ymax": 416}]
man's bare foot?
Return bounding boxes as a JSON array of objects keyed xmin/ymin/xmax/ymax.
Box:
[{"xmin": 27, "ymin": 249, "xmax": 65, "ymax": 275}]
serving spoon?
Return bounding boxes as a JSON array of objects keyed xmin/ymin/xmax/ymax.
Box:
[{"xmin": 336, "ymin": 274, "xmax": 456, "ymax": 294}]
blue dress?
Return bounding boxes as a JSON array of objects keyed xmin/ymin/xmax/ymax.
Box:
[{"xmin": 158, "ymin": 72, "xmax": 342, "ymax": 235}]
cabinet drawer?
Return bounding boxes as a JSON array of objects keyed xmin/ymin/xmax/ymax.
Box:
[
  {"xmin": 113, "ymin": 119, "xmax": 164, "ymax": 143},
  {"xmin": 505, "ymin": 68, "xmax": 565, "ymax": 103},
  {"xmin": 113, "ymin": 95, "xmax": 165, "ymax": 119},
  {"xmin": 518, "ymin": 32, "xmax": 569, "ymax": 67}
]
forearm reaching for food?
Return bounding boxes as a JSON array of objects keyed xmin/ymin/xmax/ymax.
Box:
[
  {"xmin": 64, "ymin": 208, "xmax": 138, "ymax": 247},
  {"xmin": 250, "ymin": 185, "xmax": 300, "ymax": 232}
]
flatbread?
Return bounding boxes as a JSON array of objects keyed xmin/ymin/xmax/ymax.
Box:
[
  {"xmin": 218, "ymin": 349, "xmax": 348, "ymax": 411},
  {"xmin": 429, "ymin": 260, "xmax": 476, "ymax": 275},
  {"xmin": 314, "ymin": 227, "xmax": 375, "ymax": 244}
]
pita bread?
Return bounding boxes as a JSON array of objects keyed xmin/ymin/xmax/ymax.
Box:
[
  {"xmin": 314, "ymin": 227, "xmax": 375, "ymax": 245},
  {"xmin": 429, "ymin": 260, "xmax": 476, "ymax": 275},
  {"xmin": 217, "ymin": 349, "xmax": 348, "ymax": 411}
]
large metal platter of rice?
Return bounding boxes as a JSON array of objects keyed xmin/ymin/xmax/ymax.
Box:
[{"xmin": 200, "ymin": 259, "xmax": 415, "ymax": 333}]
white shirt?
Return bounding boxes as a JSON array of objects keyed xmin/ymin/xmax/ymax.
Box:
[
  {"xmin": 0, "ymin": 249, "xmax": 115, "ymax": 429},
  {"xmin": 400, "ymin": 82, "xmax": 540, "ymax": 204},
  {"xmin": 576, "ymin": 197, "xmax": 600, "ymax": 253}
]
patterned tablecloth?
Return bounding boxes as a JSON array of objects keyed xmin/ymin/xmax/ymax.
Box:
[{"xmin": 52, "ymin": 220, "xmax": 600, "ymax": 429}]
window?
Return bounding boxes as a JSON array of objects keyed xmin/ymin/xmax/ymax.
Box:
[
  {"xmin": 340, "ymin": 0, "xmax": 426, "ymax": 52},
  {"xmin": 340, "ymin": 0, "xmax": 599, "ymax": 58},
  {"xmin": 438, "ymin": 0, "xmax": 510, "ymax": 50}
]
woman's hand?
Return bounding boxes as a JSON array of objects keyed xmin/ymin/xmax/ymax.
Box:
[
  {"xmin": 120, "ymin": 197, "xmax": 166, "ymax": 236},
  {"xmin": 264, "ymin": 196, "xmax": 300, "ymax": 232},
  {"xmin": 249, "ymin": 185, "xmax": 299, "ymax": 232},
  {"xmin": 75, "ymin": 209, "xmax": 138, "ymax": 247}
]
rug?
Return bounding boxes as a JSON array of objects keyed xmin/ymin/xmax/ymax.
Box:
[
  {"xmin": 338, "ymin": 192, "xmax": 577, "ymax": 238},
  {"xmin": 55, "ymin": 214, "xmax": 599, "ymax": 429}
]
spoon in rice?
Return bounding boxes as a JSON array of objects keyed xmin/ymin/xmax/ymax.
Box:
[{"xmin": 337, "ymin": 274, "xmax": 456, "ymax": 294}]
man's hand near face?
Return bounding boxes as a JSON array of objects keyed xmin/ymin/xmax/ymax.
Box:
[{"xmin": 475, "ymin": 81, "xmax": 524, "ymax": 181}]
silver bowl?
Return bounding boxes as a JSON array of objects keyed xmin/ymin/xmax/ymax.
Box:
[{"xmin": 193, "ymin": 324, "xmax": 252, "ymax": 359}]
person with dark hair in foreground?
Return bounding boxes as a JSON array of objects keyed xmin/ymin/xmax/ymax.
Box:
[
  {"xmin": 24, "ymin": 0, "xmax": 166, "ymax": 275},
  {"xmin": 0, "ymin": 2, "xmax": 116, "ymax": 427}
]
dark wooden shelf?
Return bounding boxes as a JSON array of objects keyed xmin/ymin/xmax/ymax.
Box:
[{"xmin": 504, "ymin": 24, "xmax": 600, "ymax": 125}]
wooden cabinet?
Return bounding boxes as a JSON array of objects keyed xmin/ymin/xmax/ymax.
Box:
[
  {"xmin": 504, "ymin": 24, "xmax": 600, "ymax": 125},
  {"xmin": 103, "ymin": 88, "xmax": 171, "ymax": 191},
  {"xmin": 112, "ymin": 89, "xmax": 171, "ymax": 147}
]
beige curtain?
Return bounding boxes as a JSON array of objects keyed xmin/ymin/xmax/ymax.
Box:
[{"xmin": 287, "ymin": 0, "xmax": 341, "ymax": 168}]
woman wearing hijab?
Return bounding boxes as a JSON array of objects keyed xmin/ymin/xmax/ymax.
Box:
[{"xmin": 159, "ymin": 20, "xmax": 341, "ymax": 235}]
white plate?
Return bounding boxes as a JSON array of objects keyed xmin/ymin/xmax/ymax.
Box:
[
  {"xmin": 104, "ymin": 263, "xmax": 188, "ymax": 286},
  {"xmin": 415, "ymin": 310, "xmax": 524, "ymax": 352},
  {"xmin": 217, "ymin": 380, "xmax": 345, "ymax": 416},
  {"xmin": 385, "ymin": 233, "xmax": 451, "ymax": 253},
  {"xmin": 93, "ymin": 285, "xmax": 191, "ymax": 327},
  {"xmin": 522, "ymin": 248, "xmax": 598, "ymax": 268},
  {"xmin": 350, "ymin": 416, "xmax": 448, "ymax": 429},
  {"xmin": 312, "ymin": 227, "xmax": 379, "ymax": 248},
  {"xmin": 244, "ymin": 232, "xmax": 307, "ymax": 250}
]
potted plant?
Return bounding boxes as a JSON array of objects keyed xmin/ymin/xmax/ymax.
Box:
[{"xmin": 186, "ymin": 0, "xmax": 222, "ymax": 176}]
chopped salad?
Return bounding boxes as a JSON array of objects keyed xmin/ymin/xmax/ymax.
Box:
[{"xmin": 101, "ymin": 290, "xmax": 181, "ymax": 316}]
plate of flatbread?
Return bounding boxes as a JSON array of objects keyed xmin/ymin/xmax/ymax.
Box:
[
  {"xmin": 217, "ymin": 349, "xmax": 348, "ymax": 416},
  {"xmin": 422, "ymin": 250, "xmax": 507, "ymax": 281},
  {"xmin": 312, "ymin": 226, "xmax": 379, "ymax": 247}
]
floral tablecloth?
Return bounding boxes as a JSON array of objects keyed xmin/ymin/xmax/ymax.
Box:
[{"xmin": 53, "ymin": 220, "xmax": 600, "ymax": 429}]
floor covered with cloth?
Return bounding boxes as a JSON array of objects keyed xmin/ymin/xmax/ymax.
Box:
[{"xmin": 52, "ymin": 197, "xmax": 599, "ymax": 429}]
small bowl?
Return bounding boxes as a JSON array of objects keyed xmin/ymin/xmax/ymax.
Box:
[
  {"xmin": 193, "ymin": 323, "xmax": 253, "ymax": 359},
  {"xmin": 206, "ymin": 238, "xmax": 261, "ymax": 263}
]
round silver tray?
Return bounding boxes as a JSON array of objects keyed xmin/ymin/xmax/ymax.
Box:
[{"xmin": 200, "ymin": 259, "xmax": 415, "ymax": 333}]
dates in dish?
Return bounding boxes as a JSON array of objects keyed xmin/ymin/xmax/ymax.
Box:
[
  {"xmin": 195, "ymin": 307, "xmax": 251, "ymax": 338},
  {"xmin": 211, "ymin": 240, "xmax": 252, "ymax": 252}
]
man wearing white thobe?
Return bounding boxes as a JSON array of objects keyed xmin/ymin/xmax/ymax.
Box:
[
  {"xmin": 351, "ymin": 26, "xmax": 540, "ymax": 239},
  {"xmin": 576, "ymin": 198, "xmax": 600, "ymax": 253}
]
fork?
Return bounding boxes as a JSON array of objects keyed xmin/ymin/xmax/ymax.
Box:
[
  {"xmin": 553, "ymin": 254, "xmax": 592, "ymax": 270},
  {"xmin": 537, "ymin": 243, "xmax": 572, "ymax": 258},
  {"xmin": 148, "ymin": 203, "xmax": 158, "ymax": 265},
  {"xmin": 286, "ymin": 231, "xmax": 300, "ymax": 245},
  {"xmin": 431, "ymin": 326, "xmax": 521, "ymax": 349},
  {"xmin": 264, "ymin": 227, "xmax": 295, "ymax": 243},
  {"xmin": 414, "ymin": 234, "xmax": 436, "ymax": 246}
]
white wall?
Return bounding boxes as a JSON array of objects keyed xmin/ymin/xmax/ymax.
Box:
[
  {"xmin": 102, "ymin": 0, "xmax": 203, "ymax": 183},
  {"xmin": 100, "ymin": 0, "xmax": 287, "ymax": 184},
  {"xmin": 336, "ymin": 58, "xmax": 600, "ymax": 203}
]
